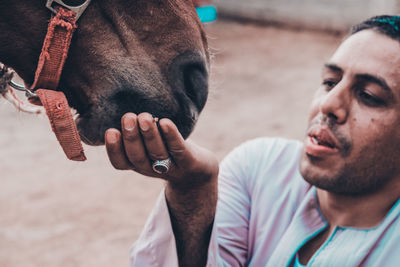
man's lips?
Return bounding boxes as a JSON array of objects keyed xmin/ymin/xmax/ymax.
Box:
[{"xmin": 305, "ymin": 127, "xmax": 341, "ymax": 157}]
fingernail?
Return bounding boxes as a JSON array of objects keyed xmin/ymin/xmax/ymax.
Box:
[
  {"xmin": 107, "ymin": 130, "xmax": 118, "ymax": 143},
  {"xmin": 159, "ymin": 120, "xmax": 169, "ymax": 134},
  {"xmin": 124, "ymin": 117, "xmax": 135, "ymax": 131},
  {"xmin": 140, "ymin": 119, "xmax": 150, "ymax": 132}
]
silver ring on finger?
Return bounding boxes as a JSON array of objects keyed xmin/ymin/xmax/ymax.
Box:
[{"xmin": 152, "ymin": 158, "xmax": 172, "ymax": 174}]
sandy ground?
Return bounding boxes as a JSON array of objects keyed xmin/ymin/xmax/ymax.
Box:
[{"xmin": 0, "ymin": 21, "xmax": 341, "ymax": 266}]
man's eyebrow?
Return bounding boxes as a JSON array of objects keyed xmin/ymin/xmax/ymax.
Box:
[
  {"xmin": 323, "ymin": 63, "xmax": 343, "ymax": 73},
  {"xmin": 355, "ymin": 73, "xmax": 392, "ymax": 92},
  {"xmin": 324, "ymin": 63, "xmax": 392, "ymax": 93}
]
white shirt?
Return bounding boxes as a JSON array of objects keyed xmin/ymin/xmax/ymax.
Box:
[{"xmin": 130, "ymin": 138, "xmax": 400, "ymax": 266}]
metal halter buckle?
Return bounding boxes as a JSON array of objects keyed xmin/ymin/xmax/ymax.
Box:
[
  {"xmin": 9, "ymin": 80, "xmax": 38, "ymax": 98},
  {"xmin": 46, "ymin": 0, "xmax": 92, "ymax": 21}
]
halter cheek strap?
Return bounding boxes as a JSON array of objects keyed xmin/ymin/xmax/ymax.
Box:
[{"xmin": 30, "ymin": 7, "xmax": 86, "ymax": 161}]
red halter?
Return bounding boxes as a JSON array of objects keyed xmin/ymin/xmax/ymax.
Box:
[{"xmin": 29, "ymin": 4, "xmax": 87, "ymax": 161}]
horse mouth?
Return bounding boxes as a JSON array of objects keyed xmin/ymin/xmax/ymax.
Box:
[
  {"xmin": 74, "ymin": 100, "xmax": 199, "ymax": 146},
  {"xmin": 76, "ymin": 119, "xmax": 104, "ymax": 146},
  {"xmin": 76, "ymin": 115, "xmax": 198, "ymax": 146}
]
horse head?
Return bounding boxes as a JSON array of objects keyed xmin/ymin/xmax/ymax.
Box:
[{"xmin": 0, "ymin": 0, "xmax": 209, "ymax": 145}]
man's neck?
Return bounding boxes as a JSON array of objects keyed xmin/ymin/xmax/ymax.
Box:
[{"xmin": 317, "ymin": 181, "xmax": 400, "ymax": 228}]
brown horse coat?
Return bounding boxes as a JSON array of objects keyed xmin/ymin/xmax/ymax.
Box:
[{"xmin": 0, "ymin": 0, "xmax": 209, "ymax": 144}]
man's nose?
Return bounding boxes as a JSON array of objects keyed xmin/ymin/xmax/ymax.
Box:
[{"xmin": 319, "ymin": 82, "xmax": 350, "ymax": 124}]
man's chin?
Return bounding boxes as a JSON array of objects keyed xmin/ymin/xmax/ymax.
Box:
[{"xmin": 300, "ymin": 151, "xmax": 339, "ymax": 187}]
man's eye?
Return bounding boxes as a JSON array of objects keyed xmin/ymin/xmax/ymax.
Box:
[
  {"xmin": 358, "ymin": 91, "xmax": 385, "ymax": 107},
  {"xmin": 322, "ymin": 80, "xmax": 337, "ymax": 90}
]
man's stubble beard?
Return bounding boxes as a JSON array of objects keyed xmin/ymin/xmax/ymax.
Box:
[{"xmin": 300, "ymin": 146, "xmax": 398, "ymax": 196}]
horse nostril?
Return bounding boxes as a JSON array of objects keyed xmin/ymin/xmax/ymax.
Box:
[
  {"xmin": 170, "ymin": 52, "xmax": 209, "ymax": 112},
  {"xmin": 182, "ymin": 64, "xmax": 208, "ymax": 111}
]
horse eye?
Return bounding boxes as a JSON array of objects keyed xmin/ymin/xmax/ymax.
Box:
[{"xmin": 61, "ymin": 0, "xmax": 87, "ymax": 7}]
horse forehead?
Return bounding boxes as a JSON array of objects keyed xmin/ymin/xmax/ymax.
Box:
[
  {"xmin": 89, "ymin": 0, "xmax": 205, "ymax": 54},
  {"xmin": 104, "ymin": 0, "xmax": 195, "ymax": 16}
]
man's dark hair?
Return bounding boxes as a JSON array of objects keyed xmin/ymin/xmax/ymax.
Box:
[{"xmin": 351, "ymin": 15, "xmax": 400, "ymax": 41}]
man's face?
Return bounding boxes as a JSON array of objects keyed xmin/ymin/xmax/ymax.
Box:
[{"xmin": 299, "ymin": 29, "xmax": 400, "ymax": 195}]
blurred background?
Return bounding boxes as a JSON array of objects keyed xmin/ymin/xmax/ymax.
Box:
[
  {"xmin": 214, "ymin": 0, "xmax": 400, "ymax": 32},
  {"xmin": 0, "ymin": 1, "xmax": 398, "ymax": 266}
]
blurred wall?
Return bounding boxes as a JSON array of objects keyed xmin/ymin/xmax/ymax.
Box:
[{"xmin": 214, "ymin": 0, "xmax": 400, "ymax": 32}]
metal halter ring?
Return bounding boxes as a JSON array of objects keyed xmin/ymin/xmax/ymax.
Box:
[
  {"xmin": 8, "ymin": 80, "xmax": 38, "ymax": 98},
  {"xmin": 152, "ymin": 158, "xmax": 172, "ymax": 174},
  {"xmin": 46, "ymin": 0, "xmax": 92, "ymax": 21}
]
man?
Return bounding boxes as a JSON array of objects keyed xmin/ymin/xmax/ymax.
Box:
[{"xmin": 105, "ymin": 15, "xmax": 400, "ymax": 266}]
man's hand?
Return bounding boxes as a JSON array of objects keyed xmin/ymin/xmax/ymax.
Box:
[
  {"xmin": 105, "ymin": 112, "xmax": 218, "ymax": 267},
  {"xmin": 105, "ymin": 112, "xmax": 218, "ymax": 185}
]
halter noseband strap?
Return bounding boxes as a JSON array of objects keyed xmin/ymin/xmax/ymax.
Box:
[{"xmin": 29, "ymin": 3, "xmax": 90, "ymax": 161}]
